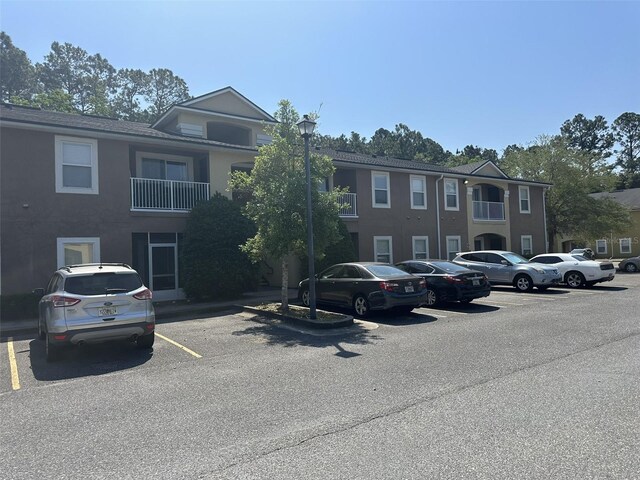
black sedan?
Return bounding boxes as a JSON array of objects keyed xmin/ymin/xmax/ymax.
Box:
[
  {"xmin": 395, "ymin": 260, "xmax": 490, "ymax": 307},
  {"xmin": 298, "ymin": 262, "xmax": 427, "ymax": 317}
]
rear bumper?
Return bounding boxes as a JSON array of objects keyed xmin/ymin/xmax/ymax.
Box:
[
  {"xmin": 368, "ymin": 290, "xmax": 427, "ymax": 311},
  {"xmin": 443, "ymin": 286, "xmax": 491, "ymax": 302},
  {"xmin": 48, "ymin": 321, "xmax": 154, "ymax": 346}
]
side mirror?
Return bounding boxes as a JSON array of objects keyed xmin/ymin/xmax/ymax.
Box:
[
  {"xmin": 32, "ymin": 288, "xmax": 45, "ymax": 297},
  {"xmin": 501, "ymin": 260, "xmax": 510, "ymax": 266}
]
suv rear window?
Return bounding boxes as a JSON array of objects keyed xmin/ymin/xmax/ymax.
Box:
[{"xmin": 64, "ymin": 272, "xmax": 143, "ymax": 295}]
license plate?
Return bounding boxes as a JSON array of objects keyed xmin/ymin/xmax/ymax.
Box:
[
  {"xmin": 98, "ymin": 307, "xmax": 117, "ymax": 316},
  {"xmin": 405, "ymin": 285, "xmax": 414, "ymax": 293},
  {"xmin": 472, "ymin": 279, "xmax": 480, "ymax": 286}
]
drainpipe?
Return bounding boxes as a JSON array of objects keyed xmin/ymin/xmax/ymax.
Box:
[
  {"xmin": 543, "ymin": 186, "xmax": 549, "ymax": 253},
  {"xmin": 435, "ymin": 174, "xmax": 444, "ymax": 259}
]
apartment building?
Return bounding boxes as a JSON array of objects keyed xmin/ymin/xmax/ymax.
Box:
[{"xmin": 0, "ymin": 87, "xmax": 550, "ymax": 301}]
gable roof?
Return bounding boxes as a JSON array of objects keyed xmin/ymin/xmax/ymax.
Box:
[
  {"xmin": 450, "ymin": 160, "xmax": 509, "ymax": 178},
  {"xmin": 0, "ymin": 103, "xmax": 257, "ymax": 152},
  {"xmin": 590, "ymin": 188, "xmax": 640, "ymax": 210}
]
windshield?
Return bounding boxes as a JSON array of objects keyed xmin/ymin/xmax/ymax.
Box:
[
  {"xmin": 431, "ymin": 261, "xmax": 470, "ymax": 273},
  {"xmin": 502, "ymin": 252, "xmax": 529, "ymax": 265},
  {"xmin": 65, "ymin": 272, "xmax": 143, "ymax": 295},
  {"xmin": 366, "ymin": 265, "xmax": 409, "ymax": 278}
]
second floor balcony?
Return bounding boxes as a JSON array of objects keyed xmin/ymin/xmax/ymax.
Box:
[
  {"xmin": 338, "ymin": 192, "xmax": 358, "ymax": 217},
  {"xmin": 131, "ymin": 177, "xmax": 210, "ymax": 212},
  {"xmin": 473, "ymin": 200, "xmax": 505, "ymax": 221}
]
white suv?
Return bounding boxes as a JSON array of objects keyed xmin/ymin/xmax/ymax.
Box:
[{"xmin": 34, "ymin": 263, "xmax": 155, "ymax": 361}]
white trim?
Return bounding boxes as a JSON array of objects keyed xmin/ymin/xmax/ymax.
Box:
[
  {"xmin": 619, "ymin": 238, "xmax": 632, "ymax": 254},
  {"xmin": 519, "ymin": 186, "xmax": 531, "ymax": 213},
  {"xmin": 410, "ymin": 175, "xmax": 427, "ymax": 210},
  {"xmin": 55, "ymin": 136, "xmax": 99, "ymax": 194},
  {"xmin": 371, "ymin": 171, "xmax": 391, "ymax": 208},
  {"xmin": 56, "ymin": 237, "xmax": 100, "ymax": 268},
  {"xmin": 521, "ymin": 235, "xmax": 533, "ymax": 256},
  {"xmin": 596, "ymin": 239, "xmax": 608, "ymax": 255},
  {"xmin": 412, "ymin": 236, "xmax": 429, "ymax": 260},
  {"xmin": 446, "ymin": 235, "xmax": 461, "ymax": 261},
  {"xmin": 444, "ymin": 178, "xmax": 459, "ymax": 211},
  {"xmin": 374, "ymin": 236, "xmax": 393, "ymax": 263}
]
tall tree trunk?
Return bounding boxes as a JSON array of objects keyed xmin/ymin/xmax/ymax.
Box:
[{"xmin": 281, "ymin": 257, "xmax": 289, "ymax": 312}]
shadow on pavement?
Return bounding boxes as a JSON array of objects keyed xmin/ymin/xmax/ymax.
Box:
[{"xmin": 29, "ymin": 339, "xmax": 153, "ymax": 381}]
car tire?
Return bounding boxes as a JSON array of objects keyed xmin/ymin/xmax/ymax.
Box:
[
  {"xmin": 513, "ymin": 274, "xmax": 533, "ymax": 292},
  {"xmin": 424, "ymin": 288, "xmax": 438, "ymax": 307},
  {"xmin": 300, "ymin": 289, "xmax": 310, "ymax": 307},
  {"xmin": 353, "ymin": 295, "xmax": 370, "ymax": 318},
  {"xmin": 45, "ymin": 334, "xmax": 61, "ymax": 362},
  {"xmin": 38, "ymin": 318, "xmax": 46, "ymax": 341},
  {"xmin": 624, "ymin": 263, "xmax": 638, "ymax": 273},
  {"xmin": 565, "ymin": 271, "xmax": 585, "ymax": 288},
  {"xmin": 136, "ymin": 332, "xmax": 155, "ymax": 349}
]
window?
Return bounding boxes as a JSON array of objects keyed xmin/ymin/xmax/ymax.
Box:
[
  {"xmin": 412, "ymin": 236, "xmax": 429, "ymax": 260},
  {"xmin": 410, "ymin": 175, "xmax": 427, "ymax": 209},
  {"xmin": 444, "ymin": 179, "xmax": 459, "ymax": 211},
  {"xmin": 374, "ymin": 236, "xmax": 393, "ymax": 263},
  {"xmin": 372, "ymin": 172, "xmax": 390, "ymax": 208},
  {"xmin": 619, "ymin": 238, "xmax": 632, "ymax": 254},
  {"xmin": 596, "ymin": 239, "xmax": 607, "ymax": 255},
  {"xmin": 446, "ymin": 235, "xmax": 461, "ymax": 260},
  {"xmin": 521, "ymin": 235, "xmax": 533, "ymax": 256},
  {"xmin": 519, "ymin": 186, "xmax": 531, "ymax": 213},
  {"xmin": 141, "ymin": 158, "xmax": 188, "ymax": 181},
  {"xmin": 55, "ymin": 136, "xmax": 99, "ymax": 194},
  {"xmin": 57, "ymin": 238, "xmax": 100, "ymax": 268}
]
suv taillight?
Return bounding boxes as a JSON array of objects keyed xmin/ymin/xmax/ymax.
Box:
[
  {"xmin": 133, "ymin": 288, "xmax": 153, "ymax": 300},
  {"xmin": 51, "ymin": 295, "xmax": 81, "ymax": 308}
]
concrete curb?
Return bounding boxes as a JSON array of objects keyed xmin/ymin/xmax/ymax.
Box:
[{"xmin": 242, "ymin": 305, "xmax": 354, "ymax": 329}]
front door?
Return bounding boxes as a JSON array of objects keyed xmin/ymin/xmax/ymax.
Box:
[{"xmin": 149, "ymin": 244, "xmax": 180, "ymax": 301}]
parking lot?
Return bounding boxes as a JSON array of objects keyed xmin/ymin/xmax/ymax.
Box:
[{"xmin": 2, "ymin": 273, "xmax": 638, "ymax": 395}]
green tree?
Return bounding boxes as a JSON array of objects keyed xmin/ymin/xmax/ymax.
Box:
[
  {"xmin": 143, "ymin": 68, "xmax": 190, "ymax": 119},
  {"xmin": 501, "ymin": 135, "xmax": 630, "ymax": 248},
  {"xmin": 112, "ymin": 68, "xmax": 151, "ymax": 122},
  {"xmin": 613, "ymin": 112, "xmax": 640, "ymax": 188},
  {"xmin": 9, "ymin": 89, "xmax": 75, "ymax": 113},
  {"xmin": 229, "ymin": 100, "xmax": 344, "ymax": 311},
  {"xmin": 180, "ymin": 194, "xmax": 259, "ymax": 300},
  {"xmin": 0, "ymin": 32, "xmax": 36, "ymax": 102},
  {"xmin": 560, "ymin": 114, "xmax": 614, "ymax": 160}
]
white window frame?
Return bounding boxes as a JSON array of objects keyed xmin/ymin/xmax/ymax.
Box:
[
  {"xmin": 374, "ymin": 236, "xmax": 393, "ymax": 263},
  {"xmin": 412, "ymin": 236, "xmax": 429, "ymax": 260},
  {"xmin": 519, "ymin": 186, "xmax": 531, "ymax": 214},
  {"xmin": 619, "ymin": 238, "xmax": 632, "ymax": 254},
  {"xmin": 446, "ymin": 235, "xmax": 461, "ymax": 261},
  {"xmin": 596, "ymin": 239, "xmax": 607, "ymax": 255},
  {"xmin": 444, "ymin": 178, "xmax": 459, "ymax": 211},
  {"xmin": 371, "ymin": 171, "xmax": 391, "ymax": 208},
  {"xmin": 521, "ymin": 235, "xmax": 533, "ymax": 256},
  {"xmin": 56, "ymin": 237, "xmax": 101, "ymax": 268},
  {"xmin": 410, "ymin": 175, "xmax": 427, "ymax": 210},
  {"xmin": 55, "ymin": 136, "xmax": 99, "ymax": 194}
]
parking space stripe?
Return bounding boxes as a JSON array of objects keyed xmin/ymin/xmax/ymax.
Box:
[
  {"xmin": 7, "ymin": 338, "xmax": 21, "ymax": 391},
  {"xmin": 155, "ymin": 332, "xmax": 203, "ymax": 358},
  {"xmin": 475, "ymin": 299, "xmax": 524, "ymax": 306}
]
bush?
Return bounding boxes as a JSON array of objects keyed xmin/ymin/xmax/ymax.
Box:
[
  {"xmin": 181, "ymin": 194, "xmax": 260, "ymax": 300},
  {"xmin": 301, "ymin": 219, "xmax": 357, "ymax": 277},
  {"xmin": 1, "ymin": 293, "xmax": 39, "ymax": 321}
]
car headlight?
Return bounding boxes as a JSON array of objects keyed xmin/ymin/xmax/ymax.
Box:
[{"xmin": 533, "ymin": 268, "xmax": 545, "ymax": 274}]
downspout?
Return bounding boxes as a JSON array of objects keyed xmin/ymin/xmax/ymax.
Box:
[{"xmin": 435, "ymin": 174, "xmax": 444, "ymax": 259}]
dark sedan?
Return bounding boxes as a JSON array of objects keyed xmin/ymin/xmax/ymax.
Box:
[
  {"xmin": 395, "ymin": 260, "xmax": 490, "ymax": 306},
  {"xmin": 298, "ymin": 262, "xmax": 427, "ymax": 317}
]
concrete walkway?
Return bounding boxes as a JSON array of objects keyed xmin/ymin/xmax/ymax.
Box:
[{"xmin": 1, "ymin": 288, "xmax": 298, "ymax": 337}]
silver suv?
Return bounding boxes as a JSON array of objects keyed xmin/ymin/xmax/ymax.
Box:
[
  {"xmin": 34, "ymin": 263, "xmax": 155, "ymax": 361},
  {"xmin": 452, "ymin": 250, "xmax": 562, "ymax": 292}
]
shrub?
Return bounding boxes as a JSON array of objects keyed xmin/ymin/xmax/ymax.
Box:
[
  {"xmin": 180, "ymin": 194, "xmax": 260, "ymax": 300},
  {"xmin": 301, "ymin": 219, "xmax": 357, "ymax": 277}
]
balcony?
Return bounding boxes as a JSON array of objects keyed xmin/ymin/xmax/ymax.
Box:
[
  {"xmin": 338, "ymin": 192, "xmax": 358, "ymax": 217},
  {"xmin": 131, "ymin": 178, "xmax": 210, "ymax": 212},
  {"xmin": 473, "ymin": 200, "xmax": 505, "ymax": 221}
]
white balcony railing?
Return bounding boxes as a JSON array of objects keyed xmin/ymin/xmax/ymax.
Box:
[
  {"xmin": 338, "ymin": 192, "xmax": 357, "ymax": 217},
  {"xmin": 473, "ymin": 200, "xmax": 505, "ymax": 221},
  {"xmin": 131, "ymin": 178, "xmax": 210, "ymax": 212}
]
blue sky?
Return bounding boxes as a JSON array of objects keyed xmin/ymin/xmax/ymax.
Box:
[{"xmin": 1, "ymin": 0, "xmax": 638, "ymax": 154}]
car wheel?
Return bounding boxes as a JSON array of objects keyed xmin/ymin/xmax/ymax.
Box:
[
  {"xmin": 301, "ymin": 290, "xmax": 310, "ymax": 307},
  {"xmin": 137, "ymin": 332, "xmax": 155, "ymax": 349},
  {"xmin": 38, "ymin": 318, "xmax": 46, "ymax": 341},
  {"xmin": 353, "ymin": 295, "xmax": 369, "ymax": 317},
  {"xmin": 424, "ymin": 288, "xmax": 438, "ymax": 307},
  {"xmin": 565, "ymin": 271, "xmax": 585, "ymax": 288},
  {"xmin": 45, "ymin": 333, "xmax": 61, "ymax": 362},
  {"xmin": 513, "ymin": 274, "xmax": 533, "ymax": 292},
  {"xmin": 624, "ymin": 263, "xmax": 638, "ymax": 273}
]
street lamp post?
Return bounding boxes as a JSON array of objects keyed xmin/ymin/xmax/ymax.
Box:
[{"xmin": 297, "ymin": 115, "xmax": 317, "ymax": 320}]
